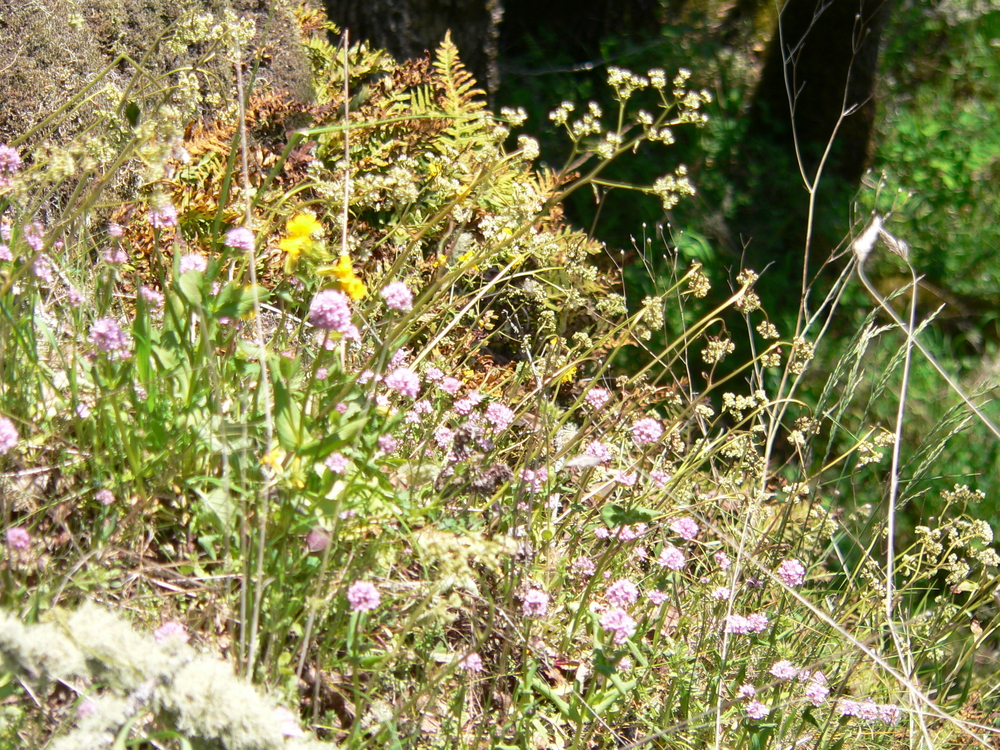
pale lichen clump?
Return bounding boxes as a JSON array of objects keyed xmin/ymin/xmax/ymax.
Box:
[{"xmin": 0, "ymin": 603, "xmax": 330, "ymax": 749}]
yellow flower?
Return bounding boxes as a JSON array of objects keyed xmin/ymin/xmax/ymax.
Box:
[
  {"xmin": 278, "ymin": 212, "xmax": 325, "ymax": 273},
  {"xmin": 319, "ymin": 253, "xmax": 367, "ymax": 300},
  {"xmin": 261, "ymin": 445, "xmax": 285, "ymax": 469}
]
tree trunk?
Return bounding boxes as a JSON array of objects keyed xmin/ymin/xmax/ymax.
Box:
[
  {"xmin": 323, "ymin": 0, "xmax": 504, "ymax": 93},
  {"xmin": 736, "ymin": 0, "xmax": 894, "ymax": 266}
]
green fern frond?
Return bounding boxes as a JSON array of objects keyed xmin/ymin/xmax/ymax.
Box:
[{"xmin": 432, "ymin": 31, "xmax": 487, "ymax": 116}]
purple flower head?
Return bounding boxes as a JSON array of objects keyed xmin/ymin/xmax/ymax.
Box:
[
  {"xmin": 149, "ymin": 203, "xmax": 178, "ymax": 229},
  {"xmin": 745, "ymin": 700, "xmax": 769, "ymax": 720},
  {"xmin": 725, "ymin": 613, "xmax": 769, "ymax": 634},
  {"xmin": 670, "ymin": 516, "xmax": 699, "ymax": 541},
  {"xmin": 649, "ymin": 469, "xmax": 669, "ymax": 487},
  {"xmin": 599, "ymin": 607, "xmax": 637, "ymax": 644},
  {"xmin": 378, "ymin": 434, "xmax": 398, "ymax": 453},
  {"xmin": 776, "ymin": 558, "xmax": 806, "ymax": 587},
  {"xmin": 273, "ymin": 707, "xmax": 305, "ymax": 739},
  {"xmin": 583, "ymin": 440, "xmax": 612, "ymax": 465},
  {"xmin": 178, "ymin": 253, "xmax": 207, "ymax": 275},
  {"xmin": 153, "ymin": 621, "xmax": 189, "ymax": 645},
  {"xmin": 309, "ymin": 289, "xmax": 353, "ymax": 333},
  {"xmin": 385, "ymin": 368, "xmax": 421, "ymax": 398},
  {"xmin": 108, "ymin": 222, "xmax": 124, "ymax": 238},
  {"xmin": 325, "ymin": 452, "xmax": 349, "ymax": 474},
  {"xmin": 95, "ymin": 489, "xmax": 115, "ymax": 506},
  {"xmin": 805, "ymin": 674, "xmax": 830, "ymax": 707},
  {"xmin": 632, "ymin": 417, "xmax": 663, "ymax": 446},
  {"xmin": 0, "ymin": 416, "xmax": 18, "ymax": 454},
  {"xmin": 484, "ymin": 402, "xmax": 516, "ymax": 433},
  {"xmin": 459, "ymin": 652, "xmax": 484, "ymax": 672},
  {"xmin": 878, "ymin": 703, "xmax": 902, "ymax": 725},
  {"xmin": 647, "ymin": 589, "xmax": 669, "ymax": 605},
  {"xmin": 522, "ymin": 588, "xmax": 549, "ymax": 617},
  {"xmin": 5, "ymin": 526, "xmax": 30, "ymax": 550},
  {"xmin": 380, "ymin": 281, "xmax": 414, "ymax": 311},
  {"xmin": 656, "ymin": 545, "xmax": 686, "ymax": 571},
  {"xmin": 710, "ymin": 586, "xmax": 731, "ymax": 600},
  {"xmin": 0, "ymin": 244, "xmax": 10, "ymax": 262},
  {"xmin": 139, "ymin": 286, "xmax": 165, "ymax": 310},
  {"xmin": 104, "ymin": 247, "xmax": 129, "ymax": 264},
  {"xmin": 769, "ymin": 660, "xmax": 798, "ymax": 681},
  {"xmin": 520, "ymin": 467, "xmax": 548, "ymax": 494},
  {"xmin": 737, "ymin": 684, "xmax": 756, "ymax": 700},
  {"xmin": 423, "ymin": 366, "xmax": 444, "ymax": 382},
  {"xmin": 306, "ymin": 527, "xmax": 331, "ymax": 552},
  {"xmin": 585, "ymin": 387, "xmax": 610, "ymax": 409},
  {"xmin": 90, "ymin": 318, "xmax": 131, "ymax": 356},
  {"xmin": 24, "ymin": 222, "xmax": 44, "ymax": 252},
  {"xmin": 571, "ymin": 555, "xmax": 596, "ymax": 577},
  {"xmin": 605, "ymin": 579, "xmax": 639, "ymax": 608},
  {"xmin": 715, "ymin": 550, "xmax": 731, "ymax": 570},
  {"xmin": 33, "ymin": 256, "xmax": 54, "ymax": 284},
  {"xmin": 439, "ymin": 377, "xmax": 461, "ymax": 395},
  {"xmin": 347, "ymin": 581, "xmax": 381, "ymax": 612},
  {"xmin": 224, "ymin": 226, "xmax": 255, "ymax": 252},
  {"xmin": 0, "ymin": 144, "xmax": 23, "ymax": 178}
]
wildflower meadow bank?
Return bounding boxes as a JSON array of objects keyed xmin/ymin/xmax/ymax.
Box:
[{"xmin": 1, "ymin": 5, "xmax": 998, "ymax": 750}]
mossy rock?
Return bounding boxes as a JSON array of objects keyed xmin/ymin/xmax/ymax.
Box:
[{"xmin": 0, "ymin": 0, "xmax": 315, "ymax": 144}]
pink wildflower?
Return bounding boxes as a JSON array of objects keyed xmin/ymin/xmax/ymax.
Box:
[
  {"xmin": 522, "ymin": 588, "xmax": 549, "ymax": 617},
  {"xmin": 805, "ymin": 672, "xmax": 830, "ymax": 707},
  {"xmin": 599, "ymin": 607, "xmax": 637, "ymax": 644},
  {"xmin": 385, "ymin": 368, "xmax": 421, "ymax": 398},
  {"xmin": 737, "ymin": 684, "xmax": 756, "ymax": 700},
  {"xmin": 439, "ymin": 377, "xmax": 461, "ymax": 395},
  {"xmin": 710, "ymin": 586, "xmax": 731, "ymax": 600},
  {"xmin": 306, "ymin": 527, "xmax": 331, "ymax": 552},
  {"xmin": 149, "ymin": 203, "xmax": 178, "ymax": 229},
  {"xmin": 670, "ymin": 516, "xmax": 699, "ymax": 541},
  {"xmin": 459, "ymin": 652, "xmax": 484, "ymax": 672},
  {"xmin": 878, "ymin": 703, "xmax": 902, "ymax": 725},
  {"xmin": 378, "ymin": 434, "xmax": 398, "ymax": 453},
  {"xmin": 484, "ymin": 402, "xmax": 516, "ymax": 432},
  {"xmin": 103, "ymin": 248, "xmax": 129, "ymax": 264},
  {"xmin": 139, "ymin": 286, "xmax": 165, "ymax": 310},
  {"xmin": 0, "ymin": 417, "xmax": 18, "ymax": 454},
  {"xmin": 178, "ymin": 253, "xmax": 207, "ymax": 274},
  {"xmin": 605, "ymin": 579, "xmax": 639, "ymax": 608},
  {"xmin": 769, "ymin": 660, "xmax": 798, "ymax": 681},
  {"xmin": 273, "ymin": 707, "xmax": 305, "ymax": 739},
  {"xmin": 715, "ymin": 550, "xmax": 731, "ymax": 570},
  {"xmin": 381, "ymin": 281, "xmax": 413, "ymax": 311},
  {"xmin": 153, "ymin": 621, "xmax": 189, "ymax": 644},
  {"xmin": 649, "ymin": 469, "xmax": 669, "ymax": 487},
  {"xmin": 95, "ymin": 489, "xmax": 115, "ymax": 506},
  {"xmin": 584, "ymin": 440, "xmax": 612, "ymax": 464},
  {"xmin": 5, "ymin": 526, "xmax": 30, "ymax": 550},
  {"xmin": 224, "ymin": 226, "xmax": 255, "ymax": 252},
  {"xmin": 108, "ymin": 222, "xmax": 124, "ymax": 238},
  {"xmin": 656, "ymin": 545, "xmax": 686, "ymax": 571},
  {"xmin": 520, "ymin": 467, "xmax": 548, "ymax": 494},
  {"xmin": 572, "ymin": 556, "xmax": 596, "ymax": 577},
  {"xmin": 90, "ymin": 318, "xmax": 131, "ymax": 356},
  {"xmin": 0, "ymin": 244, "xmax": 10, "ymax": 261},
  {"xmin": 647, "ymin": 589, "xmax": 668, "ymax": 605},
  {"xmin": 632, "ymin": 417, "xmax": 663, "ymax": 446},
  {"xmin": 585, "ymin": 387, "xmax": 610, "ymax": 409},
  {"xmin": 423, "ymin": 366, "xmax": 444, "ymax": 382},
  {"xmin": 776, "ymin": 559, "xmax": 806, "ymax": 587},
  {"xmin": 347, "ymin": 581, "xmax": 381, "ymax": 612},
  {"xmin": 745, "ymin": 700, "xmax": 769, "ymax": 720},
  {"xmin": 309, "ymin": 289, "xmax": 353, "ymax": 333}
]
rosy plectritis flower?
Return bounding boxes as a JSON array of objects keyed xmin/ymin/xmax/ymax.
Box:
[
  {"xmin": 776, "ymin": 558, "xmax": 806, "ymax": 587},
  {"xmin": 670, "ymin": 516, "xmax": 699, "ymax": 541},
  {"xmin": 599, "ymin": 607, "xmax": 637, "ymax": 644},
  {"xmin": 309, "ymin": 289, "xmax": 353, "ymax": 333},
  {"xmin": 347, "ymin": 581, "xmax": 381, "ymax": 612},
  {"xmin": 0, "ymin": 416, "xmax": 18, "ymax": 454},
  {"xmin": 5, "ymin": 526, "xmax": 31, "ymax": 550},
  {"xmin": 522, "ymin": 588, "xmax": 549, "ymax": 617},
  {"xmin": 632, "ymin": 417, "xmax": 663, "ymax": 446},
  {"xmin": 380, "ymin": 281, "xmax": 414, "ymax": 311},
  {"xmin": 224, "ymin": 226, "xmax": 255, "ymax": 252},
  {"xmin": 385, "ymin": 368, "xmax": 421, "ymax": 398}
]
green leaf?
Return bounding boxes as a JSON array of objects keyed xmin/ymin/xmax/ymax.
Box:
[
  {"xmin": 270, "ymin": 359, "xmax": 311, "ymax": 450},
  {"xmin": 600, "ymin": 503, "xmax": 660, "ymax": 527}
]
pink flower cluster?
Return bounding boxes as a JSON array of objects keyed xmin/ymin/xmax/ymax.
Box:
[
  {"xmin": 309, "ymin": 289, "xmax": 353, "ymax": 333},
  {"xmin": 0, "ymin": 416, "xmax": 18, "ymax": 454},
  {"xmin": 381, "ymin": 281, "xmax": 413, "ymax": 311},
  {"xmin": 585, "ymin": 387, "xmax": 610, "ymax": 409},
  {"xmin": 599, "ymin": 607, "xmax": 637, "ymax": 644},
  {"xmin": 724, "ymin": 613, "xmax": 769, "ymax": 634},
  {"xmin": 656, "ymin": 545, "xmax": 685, "ymax": 571},
  {"xmin": 631, "ymin": 417, "xmax": 663, "ymax": 446},
  {"xmin": 776, "ymin": 558, "xmax": 806, "ymax": 587},
  {"xmin": 836, "ymin": 698, "xmax": 901, "ymax": 724},
  {"xmin": 385, "ymin": 368, "xmax": 421, "ymax": 398},
  {"xmin": 90, "ymin": 318, "xmax": 131, "ymax": 357},
  {"xmin": 522, "ymin": 588, "xmax": 549, "ymax": 617},
  {"xmin": 224, "ymin": 226, "xmax": 255, "ymax": 252},
  {"xmin": 347, "ymin": 581, "xmax": 381, "ymax": 612},
  {"xmin": 605, "ymin": 579, "xmax": 639, "ymax": 608},
  {"xmin": 669, "ymin": 516, "xmax": 699, "ymax": 541},
  {"xmin": 484, "ymin": 402, "xmax": 515, "ymax": 432}
]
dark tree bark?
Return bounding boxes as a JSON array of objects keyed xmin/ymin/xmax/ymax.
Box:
[
  {"xmin": 735, "ymin": 0, "xmax": 894, "ymax": 266},
  {"xmin": 324, "ymin": 0, "xmax": 505, "ymax": 92}
]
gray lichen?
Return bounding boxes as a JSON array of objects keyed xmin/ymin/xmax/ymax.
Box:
[{"xmin": 0, "ymin": 603, "xmax": 334, "ymax": 750}]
